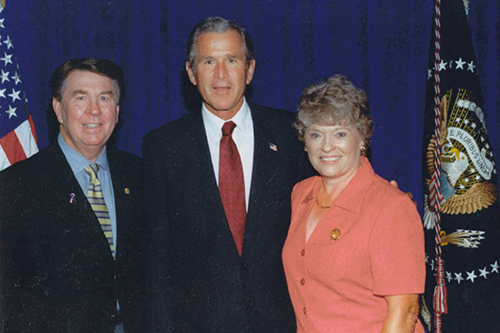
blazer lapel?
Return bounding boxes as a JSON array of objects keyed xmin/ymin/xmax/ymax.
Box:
[
  {"xmin": 240, "ymin": 105, "xmax": 282, "ymax": 258},
  {"xmin": 189, "ymin": 113, "xmax": 249, "ymax": 258},
  {"xmin": 186, "ymin": 113, "xmax": 238, "ymax": 248},
  {"xmin": 108, "ymin": 150, "xmax": 132, "ymax": 255},
  {"xmin": 247, "ymin": 105, "xmax": 280, "ymax": 218},
  {"xmin": 45, "ymin": 144, "xmax": 112, "ymax": 256}
]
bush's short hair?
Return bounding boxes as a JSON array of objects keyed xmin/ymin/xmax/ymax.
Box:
[
  {"xmin": 51, "ymin": 58, "xmax": 125, "ymax": 103},
  {"xmin": 186, "ymin": 16, "xmax": 254, "ymax": 68},
  {"xmin": 294, "ymin": 75, "xmax": 374, "ymax": 146}
]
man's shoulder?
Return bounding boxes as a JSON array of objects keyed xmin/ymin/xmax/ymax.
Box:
[
  {"xmin": 249, "ymin": 102, "xmax": 297, "ymax": 136},
  {"xmin": 107, "ymin": 148, "xmax": 142, "ymax": 185},
  {"xmin": 249, "ymin": 102, "xmax": 296, "ymax": 123},
  {"xmin": 108, "ymin": 148, "xmax": 141, "ymax": 166},
  {"xmin": 143, "ymin": 112, "xmax": 199, "ymax": 149},
  {"xmin": 0, "ymin": 145, "xmax": 61, "ymax": 197},
  {"xmin": 142, "ymin": 103, "xmax": 297, "ymax": 149},
  {"xmin": 0, "ymin": 145, "xmax": 57, "ymax": 178}
]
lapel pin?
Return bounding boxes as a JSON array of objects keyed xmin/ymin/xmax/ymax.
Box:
[
  {"xmin": 69, "ymin": 193, "xmax": 76, "ymax": 204},
  {"xmin": 124, "ymin": 188, "xmax": 130, "ymax": 194},
  {"xmin": 330, "ymin": 228, "xmax": 341, "ymax": 241},
  {"xmin": 269, "ymin": 142, "xmax": 278, "ymax": 151}
]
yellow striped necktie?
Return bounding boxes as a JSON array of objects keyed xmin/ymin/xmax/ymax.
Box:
[{"xmin": 85, "ymin": 163, "xmax": 114, "ymax": 256}]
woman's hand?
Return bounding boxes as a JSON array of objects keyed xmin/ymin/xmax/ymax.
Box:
[
  {"xmin": 381, "ymin": 294, "xmax": 420, "ymax": 333},
  {"xmin": 390, "ymin": 180, "xmax": 417, "ymax": 207}
]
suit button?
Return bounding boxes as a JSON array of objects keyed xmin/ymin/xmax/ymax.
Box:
[
  {"xmin": 300, "ymin": 278, "xmax": 306, "ymax": 286},
  {"xmin": 301, "ymin": 249, "xmax": 305, "ymax": 256},
  {"xmin": 303, "ymin": 307, "xmax": 307, "ymax": 315}
]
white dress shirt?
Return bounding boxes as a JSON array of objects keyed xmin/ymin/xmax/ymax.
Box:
[{"xmin": 202, "ymin": 98, "xmax": 254, "ymax": 211}]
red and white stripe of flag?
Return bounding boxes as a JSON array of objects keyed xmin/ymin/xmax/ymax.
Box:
[{"xmin": 0, "ymin": 115, "xmax": 38, "ymax": 171}]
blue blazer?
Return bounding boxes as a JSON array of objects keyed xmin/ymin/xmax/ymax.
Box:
[
  {"xmin": 143, "ymin": 103, "xmax": 311, "ymax": 332},
  {"xmin": 0, "ymin": 143, "xmax": 147, "ymax": 332}
]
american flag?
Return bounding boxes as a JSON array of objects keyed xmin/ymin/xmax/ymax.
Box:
[{"xmin": 0, "ymin": 3, "xmax": 38, "ymax": 171}]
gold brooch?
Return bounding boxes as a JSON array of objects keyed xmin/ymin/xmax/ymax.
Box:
[
  {"xmin": 124, "ymin": 188, "xmax": 130, "ymax": 194},
  {"xmin": 330, "ymin": 228, "xmax": 341, "ymax": 241}
]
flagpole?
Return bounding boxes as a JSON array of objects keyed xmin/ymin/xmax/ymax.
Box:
[{"xmin": 429, "ymin": 0, "xmax": 448, "ymax": 332}]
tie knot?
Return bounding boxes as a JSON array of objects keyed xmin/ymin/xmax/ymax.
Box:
[
  {"xmin": 84, "ymin": 163, "xmax": 100, "ymax": 180},
  {"xmin": 222, "ymin": 121, "xmax": 237, "ymax": 136}
]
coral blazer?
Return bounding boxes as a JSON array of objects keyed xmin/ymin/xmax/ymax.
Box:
[{"xmin": 283, "ymin": 157, "xmax": 425, "ymax": 332}]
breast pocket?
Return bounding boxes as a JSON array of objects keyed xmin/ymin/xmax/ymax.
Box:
[{"xmin": 307, "ymin": 230, "xmax": 370, "ymax": 288}]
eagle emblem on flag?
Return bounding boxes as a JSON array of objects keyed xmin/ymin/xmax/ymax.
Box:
[{"xmin": 425, "ymin": 89, "xmax": 497, "ymax": 216}]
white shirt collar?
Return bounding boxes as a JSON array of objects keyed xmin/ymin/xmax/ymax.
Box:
[{"xmin": 201, "ymin": 98, "xmax": 252, "ymax": 142}]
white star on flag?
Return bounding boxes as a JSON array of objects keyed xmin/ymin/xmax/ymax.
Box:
[
  {"xmin": 5, "ymin": 105, "xmax": 17, "ymax": 118},
  {"xmin": 479, "ymin": 267, "xmax": 490, "ymax": 279},
  {"xmin": 467, "ymin": 60, "xmax": 476, "ymax": 72},
  {"xmin": 0, "ymin": 51, "xmax": 13, "ymax": 66},
  {"xmin": 8, "ymin": 88, "xmax": 20, "ymax": 102},
  {"xmin": 438, "ymin": 59, "xmax": 448, "ymax": 71},
  {"xmin": 455, "ymin": 58, "xmax": 466, "ymax": 69},
  {"xmin": 0, "ymin": 69, "xmax": 9, "ymax": 83},
  {"xmin": 11, "ymin": 71, "xmax": 21, "ymax": 85},
  {"xmin": 3, "ymin": 35, "xmax": 12, "ymax": 49},
  {"xmin": 466, "ymin": 270, "xmax": 477, "ymax": 282},
  {"xmin": 455, "ymin": 272, "xmax": 464, "ymax": 283},
  {"xmin": 491, "ymin": 261, "xmax": 499, "ymax": 273}
]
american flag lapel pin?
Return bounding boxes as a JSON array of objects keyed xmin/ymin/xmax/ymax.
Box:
[{"xmin": 269, "ymin": 142, "xmax": 278, "ymax": 152}]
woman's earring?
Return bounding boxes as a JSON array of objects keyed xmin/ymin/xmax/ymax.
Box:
[
  {"xmin": 304, "ymin": 146, "xmax": 308, "ymax": 152},
  {"xmin": 360, "ymin": 145, "xmax": 366, "ymax": 152}
]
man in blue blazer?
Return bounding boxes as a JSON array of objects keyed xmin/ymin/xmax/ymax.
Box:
[
  {"xmin": 143, "ymin": 17, "xmax": 311, "ymax": 332},
  {"xmin": 0, "ymin": 58, "xmax": 147, "ymax": 332}
]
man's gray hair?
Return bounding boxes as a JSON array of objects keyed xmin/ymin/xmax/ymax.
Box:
[{"xmin": 186, "ymin": 16, "xmax": 255, "ymax": 68}]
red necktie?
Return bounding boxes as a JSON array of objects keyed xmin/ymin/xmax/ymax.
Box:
[{"xmin": 219, "ymin": 121, "xmax": 246, "ymax": 255}]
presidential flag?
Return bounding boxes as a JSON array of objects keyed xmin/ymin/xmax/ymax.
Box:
[
  {"xmin": 0, "ymin": 2, "xmax": 38, "ymax": 171},
  {"xmin": 422, "ymin": 0, "xmax": 500, "ymax": 332}
]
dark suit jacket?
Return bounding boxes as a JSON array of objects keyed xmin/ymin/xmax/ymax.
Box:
[
  {"xmin": 143, "ymin": 103, "xmax": 311, "ymax": 332},
  {"xmin": 0, "ymin": 144, "xmax": 147, "ymax": 333}
]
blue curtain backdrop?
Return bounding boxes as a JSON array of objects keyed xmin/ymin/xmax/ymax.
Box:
[{"xmin": 4, "ymin": 0, "xmax": 499, "ymax": 211}]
